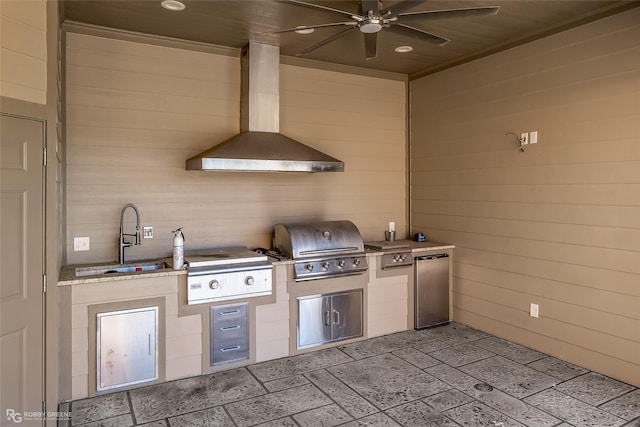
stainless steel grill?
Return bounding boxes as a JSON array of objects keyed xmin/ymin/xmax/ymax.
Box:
[{"xmin": 273, "ymin": 220, "xmax": 368, "ymax": 281}]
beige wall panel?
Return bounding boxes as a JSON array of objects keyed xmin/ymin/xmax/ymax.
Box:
[
  {"xmin": 71, "ymin": 280, "xmax": 176, "ymax": 304},
  {"xmin": 411, "ymin": 8, "xmax": 640, "ymax": 386},
  {"xmin": 455, "ymin": 262, "xmax": 640, "ymax": 317},
  {"xmin": 71, "ymin": 375, "xmax": 88, "ymax": 400},
  {"xmin": 455, "ymin": 247, "xmax": 640, "ymax": 297},
  {"xmin": 71, "ymin": 351, "xmax": 88, "ymax": 377},
  {"xmin": 66, "ymin": 34, "xmax": 406, "ymax": 264},
  {"xmin": 166, "ymin": 334, "xmax": 201, "ymax": 360},
  {"xmin": 0, "ymin": 0, "xmax": 47, "ymax": 104},
  {"xmin": 256, "ymin": 339, "xmax": 289, "ymax": 363},
  {"xmin": 165, "ymin": 314, "xmax": 201, "ymax": 338},
  {"xmin": 71, "ymin": 327, "xmax": 89, "ymax": 352},
  {"xmin": 255, "ymin": 321, "xmax": 289, "ymax": 343},
  {"xmin": 166, "ymin": 354, "xmax": 201, "ymax": 381}
]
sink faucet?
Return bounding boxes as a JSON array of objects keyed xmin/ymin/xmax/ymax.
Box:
[{"xmin": 119, "ymin": 203, "xmax": 141, "ymax": 264}]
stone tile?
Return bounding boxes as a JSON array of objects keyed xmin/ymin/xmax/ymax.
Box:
[
  {"xmin": 338, "ymin": 330, "xmax": 432, "ymax": 360},
  {"xmin": 444, "ymin": 401, "xmax": 525, "ymax": 427},
  {"xmin": 412, "ymin": 336, "xmax": 451, "ymax": 354},
  {"xmin": 248, "ymin": 348, "xmax": 353, "ymax": 382},
  {"xmin": 526, "ymin": 356, "xmax": 589, "ymax": 381},
  {"xmin": 420, "ymin": 323, "xmax": 489, "ymax": 345},
  {"xmin": 340, "ymin": 413, "xmax": 401, "ymax": 427},
  {"xmin": 423, "ymin": 389, "xmax": 474, "ymax": 412},
  {"xmin": 328, "ymin": 353, "xmax": 450, "ymax": 410},
  {"xmin": 386, "ymin": 400, "xmax": 460, "ymax": 426},
  {"xmin": 392, "ymin": 347, "xmax": 441, "ymax": 369},
  {"xmin": 75, "ymin": 414, "xmax": 134, "ymax": 427},
  {"xmin": 305, "ymin": 369, "xmax": 378, "ymax": 419},
  {"xmin": 429, "ymin": 343, "xmax": 495, "ymax": 367},
  {"xmin": 254, "ymin": 418, "xmax": 298, "ymax": 427},
  {"xmin": 225, "ymin": 383, "xmax": 331, "ymax": 427},
  {"xmin": 600, "ymin": 390, "xmax": 640, "ymax": 421},
  {"xmin": 555, "ymin": 372, "xmax": 635, "ymax": 406},
  {"xmin": 167, "ymin": 406, "xmax": 234, "ymax": 426},
  {"xmin": 524, "ymin": 389, "xmax": 626, "ymax": 427},
  {"xmin": 130, "ymin": 368, "xmax": 265, "ymax": 424},
  {"xmin": 473, "ymin": 337, "xmax": 546, "ymax": 364},
  {"xmin": 624, "ymin": 418, "xmax": 640, "ymax": 427},
  {"xmin": 263, "ymin": 375, "xmax": 309, "ymax": 392},
  {"xmin": 71, "ymin": 392, "xmax": 130, "ymax": 426},
  {"xmin": 426, "ymin": 363, "xmax": 560, "ymax": 427},
  {"xmin": 460, "ymin": 356, "xmax": 557, "ymax": 398},
  {"xmin": 292, "ymin": 404, "xmax": 354, "ymax": 427},
  {"xmin": 138, "ymin": 422, "xmax": 167, "ymax": 427},
  {"xmin": 425, "ymin": 364, "xmax": 481, "ymax": 391}
]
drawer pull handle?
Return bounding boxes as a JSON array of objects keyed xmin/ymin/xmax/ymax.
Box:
[
  {"xmin": 220, "ymin": 325, "xmax": 240, "ymax": 331},
  {"xmin": 220, "ymin": 345, "xmax": 241, "ymax": 352},
  {"xmin": 220, "ymin": 310, "xmax": 240, "ymax": 316}
]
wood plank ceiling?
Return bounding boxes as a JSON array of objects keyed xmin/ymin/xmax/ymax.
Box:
[{"xmin": 61, "ymin": 0, "xmax": 636, "ymax": 78}]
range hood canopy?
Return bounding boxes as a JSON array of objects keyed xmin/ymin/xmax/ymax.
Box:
[{"xmin": 187, "ymin": 42, "xmax": 344, "ymax": 173}]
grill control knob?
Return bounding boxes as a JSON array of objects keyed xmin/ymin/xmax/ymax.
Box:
[
  {"xmin": 305, "ymin": 264, "xmax": 314, "ymax": 272},
  {"xmin": 245, "ymin": 276, "xmax": 255, "ymax": 286},
  {"xmin": 337, "ymin": 260, "xmax": 345, "ymax": 268},
  {"xmin": 352, "ymin": 258, "xmax": 360, "ymax": 266},
  {"xmin": 321, "ymin": 262, "xmax": 330, "ymax": 270},
  {"xmin": 209, "ymin": 279, "xmax": 220, "ymax": 290}
]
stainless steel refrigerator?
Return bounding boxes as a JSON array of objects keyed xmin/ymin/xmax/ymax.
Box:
[{"xmin": 415, "ymin": 254, "xmax": 450, "ymax": 329}]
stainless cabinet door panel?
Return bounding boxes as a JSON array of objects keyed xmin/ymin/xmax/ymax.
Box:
[
  {"xmin": 297, "ymin": 295, "xmax": 331, "ymax": 349},
  {"xmin": 331, "ymin": 290, "xmax": 363, "ymax": 341}
]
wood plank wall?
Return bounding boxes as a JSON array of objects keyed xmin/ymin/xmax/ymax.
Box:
[
  {"xmin": 65, "ymin": 33, "xmax": 406, "ymax": 264},
  {"xmin": 410, "ymin": 9, "xmax": 640, "ymax": 387},
  {"xmin": 0, "ymin": 0, "xmax": 47, "ymax": 104}
]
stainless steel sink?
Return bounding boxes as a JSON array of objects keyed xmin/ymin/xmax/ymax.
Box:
[{"xmin": 75, "ymin": 261, "xmax": 168, "ymax": 277}]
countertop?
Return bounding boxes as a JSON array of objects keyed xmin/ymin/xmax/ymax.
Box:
[{"xmin": 59, "ymin": 240, "xmax": 454, "ymax": 286}]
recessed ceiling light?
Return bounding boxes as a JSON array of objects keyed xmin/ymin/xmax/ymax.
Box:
[
  {"xmin": 294, "ymin": 26, "xmax": 315, "ymax": 35},
  {"xmin": 161, "ymin": 0, "xmax": 185, "ymax": 11},
  {"xmin": 395, "ymin": 45, "xmax": 413, "ymax": 53}
]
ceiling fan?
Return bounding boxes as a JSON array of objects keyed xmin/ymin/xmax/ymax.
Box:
[{"xmin": 270, "ymin": 0, "xmax": 500, "ymax": 59}]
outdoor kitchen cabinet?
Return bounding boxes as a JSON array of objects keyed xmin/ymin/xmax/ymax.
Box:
[
  {"xmin": 96, "ymin": 306, "xmax": 159, "ymax": 392},
  {"xmin": 297, "ymin": 289, "xmax": 363, "ymax": 349}
]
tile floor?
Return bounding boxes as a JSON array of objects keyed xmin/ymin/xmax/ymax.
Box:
[{"xmin": 59, "ymin": 323, "xmax": 640, "ymax": 427}]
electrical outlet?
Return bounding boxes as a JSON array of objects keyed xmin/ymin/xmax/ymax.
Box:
[
  {"xmin": 530, "ymin": 303, "xmax": 539, "ymax": 318},
  {"xmin": 520, "ymin": 132, "xmax": 529, "ymax": 145},
  {"xmin": 143, "ymin": 226, "xmax": 154, "ymax": 239},
  {"xmin": 74, "ymin": 237, "xmax": 90, "ymax": 251},
  {"xmin": 529, "ymin": 131, "xmax": 538, "ymax": 144}
]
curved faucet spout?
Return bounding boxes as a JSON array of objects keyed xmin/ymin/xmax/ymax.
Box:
[{"xmin": 119, "ymin": 203, "xmax": 141, "ymax": 264}]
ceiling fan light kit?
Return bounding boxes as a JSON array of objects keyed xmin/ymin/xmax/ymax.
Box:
[
  {"xmin": 276, "ymin": 0, "xmax": 500, "ymax": 60},
  {"xmin": 160, "ymin": 0, "xmax": 185, "ymax": 12}
]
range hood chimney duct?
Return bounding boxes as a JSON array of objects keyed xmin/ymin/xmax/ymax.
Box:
[{"xmin": 187, "ymin": 42, "xmax": 344, "ymax": 173}]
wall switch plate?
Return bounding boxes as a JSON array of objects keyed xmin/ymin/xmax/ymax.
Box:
[
  {"xmin": 74, "ymin": 237, "xmax": 90, "ymax": 251},
  {"xmin": 520, "ymin": 132, "xmax": 529, "ymax": 145},
  {"xmin": 530, "ymin": 303, "xmax": 539, "ymax": 318},
  {"xmin": 529, "ymin": 131, "xmax": 538, "ymax": 144},
  {"xmin": 143, "ymin": 226, "xmax": 153, "ymax": 239}
]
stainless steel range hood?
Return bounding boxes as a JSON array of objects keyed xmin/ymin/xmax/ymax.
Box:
[{"xmin": 187, "ymin": 42, "xmax": 344, "ymax": 173}]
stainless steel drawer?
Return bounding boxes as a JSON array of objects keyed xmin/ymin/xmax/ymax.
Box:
[
  {"xmin": 211, "ymin": 336, "xmax": 249, "ymax": 365},
  {"xmin": 211, "ymin": 303, "xmax": 247, "ymax": 320},
  {"xmin": 212, "ymin": 317, "xmax": 248, "ymax": 339}
]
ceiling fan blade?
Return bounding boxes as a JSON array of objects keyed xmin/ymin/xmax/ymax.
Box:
[
  {"xmin": 261, "ymin": 22, "xmax": 357, "ymax": 35},
  {"xmin": 398, "ymin": 6, "xmax": 500, "ymax": 23},
  {"xmin": 286, "ymin": 0, "xmax": 359, "ymax": 19},
  {"xmin": 364, "ymin": 32, "xmax": 378, "ymax": 59},
  {"xmin": 387, "ymin": 24, "xmax": 449, "ymax": 46},
  {"xmin": 361, "ymin": 0, "xmax": 380, "ymax": 15},
  {"xmin": 381, "ymin": 0, "xmax": 428, "ymax": 18},
  {"xmin": 297, "ymin": 26, "xmax": 358, "ymax": 56}
]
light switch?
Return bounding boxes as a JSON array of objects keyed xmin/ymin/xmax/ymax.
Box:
[
  {"xmin": 530, "ymin": 303, "xmax": 539, "ymax": 318},
  {"xmin": 530, "ymin": 131, "xmax": 538, "ymax": 144},
  {"xmin": 74, "ymin": 237, "xmax": 90, "ymax": 251}
]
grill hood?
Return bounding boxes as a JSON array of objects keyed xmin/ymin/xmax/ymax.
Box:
[{"xmin": 187, "ymin": 42, "xmax": 344, "ymax": 173}]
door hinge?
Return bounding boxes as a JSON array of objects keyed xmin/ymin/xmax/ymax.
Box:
[
  {"xmin": 43, "ymin": 274, "xmax": 47, "ymax": 293},
  {"xmin": 43, "ymin": 147, "xmax": 47, "ymax": 166}
]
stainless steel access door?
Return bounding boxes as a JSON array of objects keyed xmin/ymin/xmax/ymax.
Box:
[
  {"xmin": 297, "ymin": 289, "xmax": 363, "ymax": 349},
  {"xmin": 415, "ymin": 254, "xmax": 450, "ymax": 329}
]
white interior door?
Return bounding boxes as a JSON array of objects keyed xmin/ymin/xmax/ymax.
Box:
[{"xmin": 1, "ymin": 113, "xmax": 45, "ymax": 425}]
